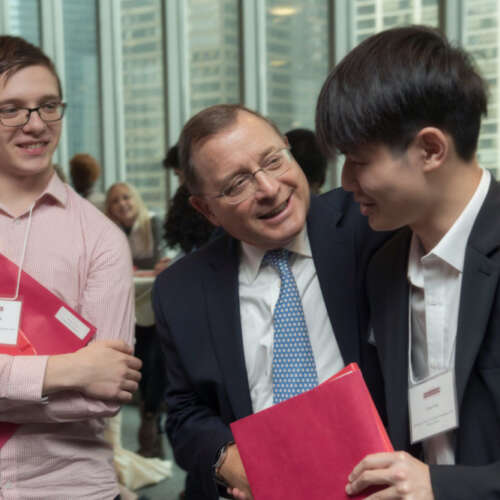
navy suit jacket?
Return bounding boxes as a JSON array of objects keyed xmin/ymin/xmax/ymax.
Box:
[
  {"xmin": 153, "ymin": 188, "xmax": 388, "ymax": 499},
  {"xmin": 367, "ymin": 178, "xmax": 500, "ymax": 499}
]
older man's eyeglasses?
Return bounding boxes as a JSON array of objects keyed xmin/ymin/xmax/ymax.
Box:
[
  {"xmin": 206, "ymin": 147, "xmax": 293, "ymax": 205},
  {"xmin": 0, "ymin": 102, "xmax": 66, "ymax": 127}
]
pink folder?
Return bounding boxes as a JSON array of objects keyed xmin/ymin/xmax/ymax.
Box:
[
  {"xmin": 0, "ymin": 252, "xmax": 96, "ymax": 447},
  {"xmin": 230, "ymin": 363, "xmax": 392, "ymax": 500}
]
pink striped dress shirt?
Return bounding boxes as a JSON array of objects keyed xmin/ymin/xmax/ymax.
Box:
[{"xmin": 0, "ymin": 174, "xmax": 134, "ymax": 499}]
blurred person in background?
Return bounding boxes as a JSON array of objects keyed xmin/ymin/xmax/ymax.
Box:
[
  {"xmin": 106, "ymin": 182, "xmax": 163, "ymax": 271},
  {"xmin": 163, "ymin": 144, "xmax": 215, "ymax": 262},
  {"xmin": 70, "ymin": 152, "xmax": 106, "ymax": 211},
  {"xmin": 164, "ymin": 184, "xmax": 215, "ymax": 259},
  {"xmin": 285, "ymin": 128, "xmax": 327, "ymax": 195},
  {"xmin": 106, "ymin": 182, "xmax": 167, "ymax": 459}
]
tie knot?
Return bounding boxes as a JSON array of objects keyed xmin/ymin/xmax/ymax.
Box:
[{"xmin": 263, "ymin": 249, "xmax": 291, "ymax": 275}]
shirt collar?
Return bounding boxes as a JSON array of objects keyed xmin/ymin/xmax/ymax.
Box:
[
  {"xmin": 407, "ymin": 233, "xmax": 426, "ymax": 288},
  {"xmin": 0, "ymin": 171, "xmax": 67, "ymax": 218},
  {"xmin": 240, "ymin": 225, "xmax": 312, "ymax": 284},
  {"xmin": 38, "ymin": 172, "xmax": 68, "ymax": 207},
  {"xmin": 408, "ymin": 168, "xmax": 491, "ymax": 285}
]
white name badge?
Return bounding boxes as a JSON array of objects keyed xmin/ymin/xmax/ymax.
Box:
[
  {"xmin": 0, "ymin": 300, "xmax": 22, "ymax": 345},
  {"xmin": 409, "ymin": 370, "xmax": 458, "ymax": 444}
]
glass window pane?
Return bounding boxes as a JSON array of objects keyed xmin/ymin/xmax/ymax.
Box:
[
  {"xmin": 62, "ymin": 0, "xmax": 102, "ymax": 164},
  {"xmin": 186, "ymin": 0, "xmax": 241, "ymax": 116},
  {"xmin": 7, "ymin": 0, "xmax": 41, "ymax": 46},
  {"xmin": 463, "ymin": 0, "xmax": 499, "ymax": 179},
  {"xmin": 265, "ymin": 0, "xmax": 329, "ymax": 132},
  {"xmin": 121, "ymin": 0, "xmax": 166, "ymax": 213},
  {"xmin": 353, "ymin": 0, "xmax": 439, "ymax": 45}
]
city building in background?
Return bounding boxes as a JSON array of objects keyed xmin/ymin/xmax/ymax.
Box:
[
  {"xmin": 265, "ymin": 0, "xmax": 329, "ymax": 132},
  {"xmin": 4, "ymin": 0, "xmax": 39, "ymax": 45},
  {"xmin": 187, "ymin": 0, "xmax": 240, "ymax": 115},
  {"xmin": 63, "ymin": 1, "xmax": 102, "ymax": 170},
  {"xmin": 121, "ymin": 0, "xmax": 166, "ymax": 210},
  {"xmin": 464, "ymin": 0, "xmax": 499, "ymax": 176}
]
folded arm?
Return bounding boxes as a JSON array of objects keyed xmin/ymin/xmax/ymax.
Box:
[{"xmin": 0, "ymin": 225, "xmax": 139, "ymax": 423}]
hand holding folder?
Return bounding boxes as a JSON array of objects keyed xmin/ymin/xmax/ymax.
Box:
[
  {"xmin": 0, "ymin": 252, "xmax": 96, "ymax": 448},
  {"xmin": 230, "ymin": 363, "xmax": 392, "ymax": 500}
]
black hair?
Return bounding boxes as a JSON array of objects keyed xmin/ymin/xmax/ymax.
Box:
[
  {"xmin": 285, "ymin": 128, "xmax": 327, "ymax": 189},
  {"xmin": 163, "ymin": 185, "xmax": 214, "ymax": 254},
  {"xmin": 163, "ymin": 144, "xmax": 179, "ymax": 170},
  {"xmin": 316, "ymin": 25, "xmax": 487, "ymax": 162}
]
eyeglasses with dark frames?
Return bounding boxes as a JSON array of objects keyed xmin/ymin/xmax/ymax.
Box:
[{"xmin": 0, "ymin": 102, "xmax": 66, "ymax": 127}]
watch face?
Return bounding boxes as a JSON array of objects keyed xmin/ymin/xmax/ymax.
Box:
[{"xmin": 214, "ymin": 441, "xmax": 234, "ymax": 480}]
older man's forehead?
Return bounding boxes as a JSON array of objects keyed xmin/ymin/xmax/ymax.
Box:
[
  {"xmin": 220, "ymin": 113, "xmax": 283, "ymax": 150},
  {"xmin": 235, "ymin": 109, "xmax": 283, "ymax": 136}
]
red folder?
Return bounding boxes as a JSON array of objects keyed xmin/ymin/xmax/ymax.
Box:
[
  {"xmin": 0, "ymin": 252, "xmax": 96, "ymax": 447},
  {"xmin": 230, "ymin": 363, "xmax": 392, "ymax": 500}
]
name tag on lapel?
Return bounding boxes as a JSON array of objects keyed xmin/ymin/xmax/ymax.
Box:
[{"xmin": 409, "ymin": 370, "xmax": 458, "ymax": 443}]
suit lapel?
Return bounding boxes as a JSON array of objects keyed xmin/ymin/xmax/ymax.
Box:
[
  {"xmin": 204, "ymin": 237, "xmax": 253, "ymax": 419},
  {"xmin": 370, "ymin": 229, "xmax": 412, "ymax": 449},
  {"xmin": 455, "ymin": 180, "xmax": 500, "ymax": 408},
  {"xmin": 308, "ymin": 195, "xmax": 360, "ymax": 363}
]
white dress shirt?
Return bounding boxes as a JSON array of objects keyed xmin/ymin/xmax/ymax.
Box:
[
  {"xmin": 407, "ymin": 168, "xmax": 490, "ymax": 465},
  {"xmin": 238, "ymin": 227, "xmax": 344, "ymax": 413}
]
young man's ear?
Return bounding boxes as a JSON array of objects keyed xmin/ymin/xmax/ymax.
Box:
[
  {"xmin": 189, "ymin": 195, "xmax": 221, "ymax": 227},
  {"xmin": 414, "ymin": 127, "xmax": 448, "ymax": 172}
]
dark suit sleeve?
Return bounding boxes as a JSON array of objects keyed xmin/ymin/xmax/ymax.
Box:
[
  {"xmin": 430, "ymin": 463, "xmax": 500, "ymax": 500},
  {"xmin": 153, "ymin": 277, "xmax": 233, "ymax": 499},
  {"xmin": 351, "ymin": 202, "xmax": 392, "ymax": 424}
]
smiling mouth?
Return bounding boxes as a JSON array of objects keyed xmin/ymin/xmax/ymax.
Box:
[
  {"xmin": 18, "ymin": 142, "xmax": 48, "ymax": 150},
  {"xmin": 258, "ymin": 197, "xmax": 290, "ymax": 220}
]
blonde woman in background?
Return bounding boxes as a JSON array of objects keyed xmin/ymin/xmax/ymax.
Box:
[
  {"xmin": 106, "ymin": 182, "xmax": 169, "ymax": 457},
  {"xmin": 106, "ymin": 182, "xmax": 162, "ymax": 270}
]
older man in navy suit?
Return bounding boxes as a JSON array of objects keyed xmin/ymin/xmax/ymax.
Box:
[{"xmin": 153, "ymin": 104, "xmax": 387, "ymax": 500}]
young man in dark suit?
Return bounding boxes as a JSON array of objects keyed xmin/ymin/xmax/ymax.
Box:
[
  {"xmin": 316, "ymin": 25, "xmax": 500, "ymax": 499},
  {"xmin": 153, "ymin": 104, "xmax": 387, "ymax": 499}
]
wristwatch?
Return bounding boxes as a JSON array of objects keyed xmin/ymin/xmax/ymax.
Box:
[{"xmin": 213, "ymin": 440, "xmax": 235, "ymax": 483}]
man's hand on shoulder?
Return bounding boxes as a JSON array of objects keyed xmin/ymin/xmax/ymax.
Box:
[
  {"xmin": 218, "ymin": 443, "xmax": 254, "ymax": 500},
  {"xmin": 346, "ymin": 451, "xmax": 434, "ymax": 500},
  {"xmin": 44, "ymin": 340, "xmax": 142, "ymax": 402}
]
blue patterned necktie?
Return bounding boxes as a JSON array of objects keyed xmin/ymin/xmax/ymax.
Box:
[{"xmin": 264, "ymin": 249, "xmax": 319, "ymax": 404}]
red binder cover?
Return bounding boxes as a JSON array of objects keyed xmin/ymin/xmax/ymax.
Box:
[
  {"xmin": 230, "ymin": 363, "xmax": 392, "ymax": 500},
  {"xmin": 0, "ymin": 252, "xmax": 96, "ymax": 447}
]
